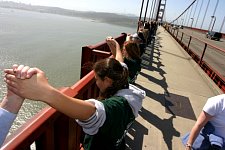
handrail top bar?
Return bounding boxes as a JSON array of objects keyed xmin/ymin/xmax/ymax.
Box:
[{"xmin": 179, "ymin": 30, "xmax": 225, "ymax": 53}]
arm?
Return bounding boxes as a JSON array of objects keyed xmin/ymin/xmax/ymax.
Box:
[
  {"xmin": 185, "ymin": 111, "xmax": 212, "ymax": 150},
  {"xmin": 4, "ymin": 67, "xmax": 96, "ymax": 121},
  {"xmin": 0, "ymin": 65, "xmax": 26, "ymax": 146},
  {"xmin": 106, "ymin": 37, "xmax": 123, "ymax": 62},
  {"xmin": 0, "ymin": 92, "xmax": 24, "ymax": 147}
]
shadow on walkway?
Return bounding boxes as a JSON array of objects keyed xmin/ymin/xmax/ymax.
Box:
[{"xmin": 125, "ymin": 32, "xmax": 181, "ymax": 150}]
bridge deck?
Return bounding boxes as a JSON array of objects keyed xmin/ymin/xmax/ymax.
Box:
[{"xmin": 125, "ymin": 26, "xmax": 223, "ymax": 150}]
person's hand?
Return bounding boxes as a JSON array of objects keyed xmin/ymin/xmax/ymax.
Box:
[
  {"xmin": 126, "ymin": 34, "xmax": 132, "ymax": 42},
  {"xmin": 1, "ymin": 64, "xmax": 29, "ymax": 113},
  {"xmin": 106, "ymin": 36, "xmax": 118, "ymax": 46},
  {"xmin": 4, "ymin": 65, "xmax": 52, "ymax": 101},
  {"xmin": 4, "ymin": 64, "xmax": 38, "ymax": 80}
]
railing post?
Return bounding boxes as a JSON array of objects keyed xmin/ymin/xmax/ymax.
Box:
[
  {"xmin": 180, "ymin": 32, "xmax": 184, "ymax": 42},
  {"xmin": 187, "ymin": 36, "xmax": 192, "ymax": 52},
  {"xmin": 199, "ymin": 43, "xmax": 208, "ymax": 65},
  {"xmin": 176, "ymin": 30, "xmax": 179, "ymax": 38}
]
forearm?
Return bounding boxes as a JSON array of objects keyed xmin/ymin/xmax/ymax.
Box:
[
  {"xmin": 108, "ymin": 44, "xmax": 116, "ymax": 57},
  {"xmin": 115, "ymin": 42, "xmax": 123, "ymax": 62},
  {"xmin": 186, "ymin": 111, "xmax": 212, "ymax": 149},
  {"xmin": 0, "ymin": 95, "xmax": 24, "ymax": 114},
  {"xmin": 186, "ymin": 124, "xmax": 202, "ymax": 149},
  {"xmin": 41, "ymin": 87, "xmax": 96, "ymax": 120}
]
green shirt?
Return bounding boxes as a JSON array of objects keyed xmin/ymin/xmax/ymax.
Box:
[
  {"xmin": 124, "ymin": 58, "xmax": 141, "ymax": 84},
  {"xmin": 83, "ymin": 96, "xmax": 135, "ymax": 150}
]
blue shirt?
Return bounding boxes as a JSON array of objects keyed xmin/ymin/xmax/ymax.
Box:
[{"xmin": 0, "ymin": 108, "xmax": 16, "ymax": 147}]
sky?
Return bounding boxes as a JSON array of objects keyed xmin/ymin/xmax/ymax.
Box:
[{"xmin": 1, "ymin": 0, "xmax": 225, "ymax": 32}]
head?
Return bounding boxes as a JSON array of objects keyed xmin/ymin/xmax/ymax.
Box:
[
  {"xmin": 122, "ymin": 41, "xmax": 141, "ymax": 60},
  {"xmin": 93, "ymin": 58, "xmax": 129, "ymax": 99},
  {"xmin": 131, "ymin": 33, "xmax": 142, "ymax": 43}
]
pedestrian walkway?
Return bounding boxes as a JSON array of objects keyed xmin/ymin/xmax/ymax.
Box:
[{"xmin": 125, "ymin": 26, "xmax": 223, "ymax": 150}]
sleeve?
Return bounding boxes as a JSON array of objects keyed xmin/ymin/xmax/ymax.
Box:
[
  {"xmin": 120, "ymin": 62, "xmax": 128, "ymax": 70},
  {"xmin": 203, "ymin": 95, "xmax": 224, "ymax": 116},
  {"xmin": 0, "ymin": 108, "xmax": 17, "ymax": 147},
  {"xmin": 76, "ymin": 99, "xmax": 106, "ymax": 135}
]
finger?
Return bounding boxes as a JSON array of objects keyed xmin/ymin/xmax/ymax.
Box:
[
  {"xmin": 4, "ymin": 69, "xmax": 15, "ymax": 75},
  {"xmin": 4, "ymin": 76, "xmax": 17, "ymax": 88},
  {"xmin": 5, "ymin": 74, "xmax": 17, "ymax": 81},
  {"xmin": 16, "ymin": 65, "xmax": 25, "ymax": 78},
  {"xmin": 26, "ymin": 68, "xmax": 38, "ymax": 78},
  {"xmin": 12, "ymin": 64, "xmax": 19, "ymax": 71},
  {"xmin": 20, "ymin": 66, "xmax": 30, "ymax": 79}
]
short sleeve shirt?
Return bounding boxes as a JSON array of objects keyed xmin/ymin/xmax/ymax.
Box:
[
  {"xmin": 203, "ymin": 94, "xmax": 225, "ymax": 140},
  {"xmin": 83, "ymin": 96, "xmax": 135, "ymax": 150}
]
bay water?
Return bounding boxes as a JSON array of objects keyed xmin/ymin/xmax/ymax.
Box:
[{"xmin": 0, "ymin": 7, "xmax": 135, "ymax": 133}]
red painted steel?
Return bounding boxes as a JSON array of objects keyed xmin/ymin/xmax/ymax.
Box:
[
  {"xmin": 1, "ymin": 35, "xmax": 127, "ymax": 149},
  {"xmin": 166, "ymin": 26, "xmax": 225, "ymax": 93},
  {"xmin": 186, "ymin": 27, "xmax": 225, "ymax": 39}
]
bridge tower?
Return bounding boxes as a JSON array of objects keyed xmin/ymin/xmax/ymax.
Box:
[{"xmin": 156, "ymin": 0, "xmax": 167, "ymax": 22}]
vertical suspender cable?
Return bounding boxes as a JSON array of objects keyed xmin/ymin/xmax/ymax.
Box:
[
  {"xmin": 144, "ymin": 0, "xmax": 150, "ymax": 22},
  {"xmin": 148, "ymin": 0, "xmax": 155, "ymax": 21},
  {"xmin": 187, "ymin": 4, "xmax": 193, "ymax": 26},
  {"xmin": 155, "ymin": 0, "xmax": 162, "ymax": 21},
  {"xmin": 151, "ymin": 0, "xmax": 157, "ymax": 20},
  {"xmin": 200, "ymin": 0, "xmax": 210, "ymax": 29},
  {"xmin": 219, "ymin": 16, "xmax": 225, "ymax": 33},
  {"xmin": 195, "ymin": 0, "xmax": 203, "ymax": 27},
  {"xmin": 137, "ymin": 0, "xmax": 145, "ymax": 32},
  {"xmin": 192, "ymin": 0, "xmax": 198, "ymax": 19},
  {"xmin": 209, "ymin": 0, "xmax": 219, "ymax": 31},
  {"xmin": 170, "ymin": 0, "xmax": 196, "ymax": 25},
  {"xmin": 184, "ymin": 9, "xmax": 189, "ymax": 26}
]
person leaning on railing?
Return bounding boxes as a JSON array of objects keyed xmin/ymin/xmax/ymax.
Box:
[
  {"xmin": 0, "ymin": 65, "xmax": 36, "ymax": 147},
  {"xmin": 106, "ymin": 36, "xmax": 141, "ymax": 85},
  {"xmin": 182, "ymin": 94, "xmax": 225, "ymax": 150},
  {"xmin": 4, "ymin": 60, "xmax": 145, "ymax": 150}
]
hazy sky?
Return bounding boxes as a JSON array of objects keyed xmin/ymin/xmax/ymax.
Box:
[{"xmin": 2, "ymin": 0, "xmax": 225, "ymax": 32}]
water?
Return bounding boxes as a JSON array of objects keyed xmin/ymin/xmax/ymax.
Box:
[{"xmin": 0, "ymin": 7, "xmax": 135, "ymax": 133}]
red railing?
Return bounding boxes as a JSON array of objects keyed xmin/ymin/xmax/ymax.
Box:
[
  {"xmin": 81, "ymin": 33, "xmax": 127, "ymax": 77},
  {"xmin": 165, "ymin": 26, "xmax": 225, "ymax": 93},
  {"xmin": 1, "ymin": 33, "xmax": 127, "ymax": 150},
  {"xmin": 185, "ymin": 27, "xmax": 225, "ymax": 39}
]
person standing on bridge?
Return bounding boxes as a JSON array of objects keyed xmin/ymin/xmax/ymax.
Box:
[
  {"xmin": 4, "ymin": 61, "xmax": 145, "ymax": 150},
  {"xmin": 182, "ymin": 94, "xmax": 225, "ymax": 150},
  {"xmin": 106, "ymin": 36, "xmax": 141, "ymax": 84}
]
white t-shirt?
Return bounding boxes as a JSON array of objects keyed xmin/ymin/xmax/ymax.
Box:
[{"xmin": 203, "ymin": 94, "xmax": 225, "ymax": 140}]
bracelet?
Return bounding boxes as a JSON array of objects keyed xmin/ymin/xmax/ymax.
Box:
[{"xmin": 185, "ymin": 143, "xmax": 192, "ymax": 148}]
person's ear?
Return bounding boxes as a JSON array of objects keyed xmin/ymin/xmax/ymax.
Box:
[{"xmin": 104, "ymin": 77, "xmax": 113, "ymax": 86}]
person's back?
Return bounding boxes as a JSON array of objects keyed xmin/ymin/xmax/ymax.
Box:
[
  {"xmin": 83, "ymin": 96, "xmax": 135, "ymax": 150},
  {"xmin": 122, "ymin": 41, "xmax": 142, "ymax": 84},
  {"xmin": 182, "ymin": 94, "xmax": 225, "ymax": 150},
  {"xmin": 124, "ymin": 58, "xmax": 141, "ymax": 83},
  {"xmin": 203, "ymin": 94, "xmax": 225, "ymax": 139}
]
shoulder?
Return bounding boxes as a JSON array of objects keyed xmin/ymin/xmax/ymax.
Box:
[
  {"xmin": 102, "ymin": 96, "xmax": 127, "ymax": 106},
  {"xmin": 203, "ymin": 94, "xmax": 225, "ymax": 116}
]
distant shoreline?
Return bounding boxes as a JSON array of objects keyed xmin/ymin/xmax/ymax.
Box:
[{"xmin": 0, "ymin": 1, "xmax": 138, "ymax": 28}]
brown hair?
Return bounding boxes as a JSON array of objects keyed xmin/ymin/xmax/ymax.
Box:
[
  {"xmin": 123, "ymin": 41, "xmax": 141, "ymax": 60},
  {"xmin": 93, "ymin": 58, "xmax": 129, "ymax": 99}
]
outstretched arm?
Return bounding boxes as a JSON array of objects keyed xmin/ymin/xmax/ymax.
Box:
[
  {"xmin": 0, "ymin": 65, "xmax": 27, "ymax": 147},
  {"xmin": 4, "ymin": 66, "xmax": 96, "ymax": 121},
  {"xmin": 106, "ymin": 36, "xmax": 123, "ymax": 62}
]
